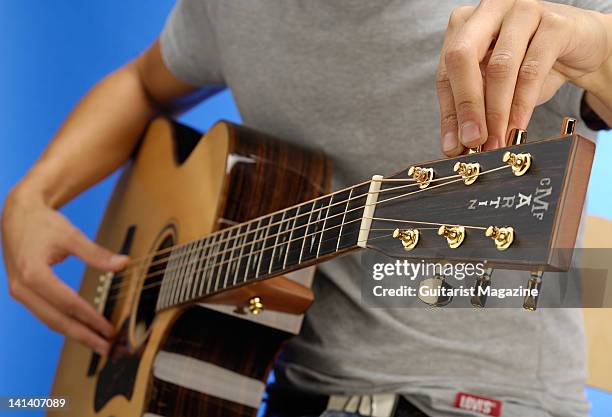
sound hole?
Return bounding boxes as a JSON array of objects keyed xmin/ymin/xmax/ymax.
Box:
[{"xmin": 134, "ymin": 234, "xmax": 174, "ymax": 339}]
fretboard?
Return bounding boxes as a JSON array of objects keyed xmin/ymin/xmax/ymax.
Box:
[{"xmin": 155, "ymin": 181, "xmax": 371, "ymax": 311}]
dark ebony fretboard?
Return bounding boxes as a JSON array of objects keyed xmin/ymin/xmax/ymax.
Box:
[{"xmin": 155, "ymin": 182, "xmax": 370, "ymax": 311}]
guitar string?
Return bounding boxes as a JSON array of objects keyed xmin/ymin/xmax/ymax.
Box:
[
  {"xmin": 106, "ymin": 219, "xmax": 474, "ymax": 305},
  {"xmin": 110, "ymin": 167, "xmax": 472, "ymax": 275},
  {"xmin": 104, "ymin": 166, "xmax": 502, "ymax": 294},
  {"xmin": 111, "ymin": 164, "xmax": 509, "ymax": 279},
  {"xmin": 104, "ymin": 165, "xmax": 510, "ymax": 296},
  {"xmin": 104, "ymin": 165, "xmax": 510, "ymax": 301}
]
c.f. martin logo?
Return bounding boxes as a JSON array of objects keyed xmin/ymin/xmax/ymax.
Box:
[{"xmin": 468, "ymin": 178, "xmax": 552, "ymax": 220}]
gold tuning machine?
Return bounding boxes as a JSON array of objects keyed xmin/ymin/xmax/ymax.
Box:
[
  {"xmin": 248, "ymin": 296, "xmax": 264, "ymax": 315},
  {"xmin": 392, "ymin": 228, "xmax": 419, "ymax": 250},
  {"xmin": 507, "ymin": 128, "xmax": 527, "ymax": 146},
  {"xmin": 437, "ymin": 225, "xmax": 465, "ymax": 249},
  {"xmin": 407, "ymin": 166, "xmax": 434, "ymax": 189},
  {"xmin": 453, "ymin": 161, "xmax": 480, "ymax": 185},
  {"xmin": 503, "ymin": 151, "xmax": 531, "ymax": 176},
  {"xmin": 561, "ymin": 117, "xmax": 577, "ymax": 135},
  {"xmin": 523, "ymin": 270, "xmax": 543, "ymax": 311},
  {"xmin": 468, "ymin": 145, "xmax": 482, "ymax": 154},
  {"xmin": 485, "ymin": 226, "xmax": 514, "ymax": 250}
]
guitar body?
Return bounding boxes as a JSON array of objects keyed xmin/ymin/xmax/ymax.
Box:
[{"xmin": 49, "ymin": 118, "xmax": 330, "ymax": 417}]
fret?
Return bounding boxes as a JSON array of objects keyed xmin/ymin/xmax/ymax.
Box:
[
  {"xmin": 221, "ymin": 227, "xmax": 239, "ymax": 290},
  {"xmin": 158, "ymin": 247, "xmax": 179, "ymax": 309},
  {"xmin": 170, "ymin": 244, "xmax": 188, "ymax": 306},
  {"xmin": 181, "ymin": 240, "xmax": 199, "ymax": 303},
  {"xmin": 178, "ymin": 241, "xmax": 196, "ymax": 303},
  {"xmin": 287, "ymin": 202, "xmax": 313, "ymax": 267},
  {"xmin": 243, "ymin": 218, "xmax": 261, "ymax": 282},
  {"xmin": 255, "ymin": 216, "xmax": 273, "ymax": 279},
  {"xmin": 259, "ymin": 212, "xmax": 282, "ymax": 277},
  {"xmin": 212, "ymin": 230, "xmax": 230, "ymax": 292},
  {"xmin": 338, "ymin": 183, "xmax": 368, "ymax": 249},
  {"xmin": 271, "ymin": 207, "xmax": 296, "ymax": 274},
  {"xmin": 196, "ymin": 235, "xmax": 212, "ymax": 298},
  {"xmin": 268, "ymin": 211, "xmax": 286, "ymax": 274},
  {"xmin": 205, "ymin": 233, "xmax": 222, "ymax": 295},
  {"xmin": 300, "ymin": 197, "xmax": 332, "ymax": 263},
  {"xmin": 298, "ymin": 201, "xmax": 317, "ymax": 263},
  {"xmin": 316, "ymin": 194, "xmax": 334, "ymax": 258},
  {"xmin": 283, "ymin": 205, "xmax": 301, "ymax": 269},
  {"xmin": 231, "ymin": 223, "xmax": 248, "ymax": 286},
  {"xmin": 189, "ymin": 238, "xmax": 206, "ymax": 300},
  {"xmin": 336, "ymin": 188, "xmax": 353, "ymax": 252}
]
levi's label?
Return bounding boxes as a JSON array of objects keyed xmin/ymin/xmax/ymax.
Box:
[{"xmin": 454, "ymin": 392, "xmax": 503, "ymax": 416}]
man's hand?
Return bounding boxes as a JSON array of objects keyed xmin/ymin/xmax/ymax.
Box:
[
  {"xmin": 2, "ymin": 187, "xmax": 129, "ymax": 355},
  {"xmin": 1, "ymin": 40, "xmax": 205, "ymax": 354},
  {"xmin": 437, "ymin": 0, "xmax": 612, "ymax": 156}
]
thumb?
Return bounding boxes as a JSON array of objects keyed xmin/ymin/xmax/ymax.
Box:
[{"xmin": 66, "ymin": 229, "xmax": 129, "ymax": 272}]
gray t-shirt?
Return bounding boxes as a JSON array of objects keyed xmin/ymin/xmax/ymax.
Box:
[{"xmin": 160, "ymin": 1, "xmax": 610, "ymax": 416}]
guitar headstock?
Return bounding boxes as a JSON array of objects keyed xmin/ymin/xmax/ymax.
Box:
[{"xmin": 362, "ymin": 119, "xmax": 595, "ymax": 273}]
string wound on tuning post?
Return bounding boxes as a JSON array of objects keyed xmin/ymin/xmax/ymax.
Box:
[
  {"xmin": 453, "ymin": 161, "xmax": 480, "ymax": 185},
  {"xmin": 503, "ymin": 151, "xmax": 532, "ymax": 176},
  {"xmin": 392, "ymin": 228, "xmax": 419, "ymax": 250},
  {"xmin": 485, "ymin": 226, "xmax": 514, "ymax": 251},
  {"xmin": 407, "ymin": 166, "xmax": 434, "ymax": 189},
  {"xmin": 523, "ymin": 270, "xmax": 543, "ymax": 311},
  {"xmin": 437, "ymin": 225, "xmax": 465, "ymax": 249}
]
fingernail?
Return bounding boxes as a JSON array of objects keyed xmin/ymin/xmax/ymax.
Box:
[
  {"xmin": 460, "ymin": 121, "xmax": 481, "ymax": 146},
  {"xmin": 95, "ymin": 343, "xmax": 109, "ymax": 356},
  {"xmin": 442, "ymin": 131, "xmax": 458, "ymax": 153},
  {"xmin": 110, "ymin": 254, "xmax": 129, "ymax": 266}
]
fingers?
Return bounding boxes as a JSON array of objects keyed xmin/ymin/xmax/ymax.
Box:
[
  {"xmin": 66, "ymin": 227, "xmax": 129, "ymax": 272},
  {"xmin": 9, "ymin": 280, "xmax": 109, "ymax": 355},
  {"xmin": 23, "ymin": 265, "xmax": 115, "ymax": 339},
  {"xmin": 484, "ymin": 0, "xmax": 542, "ymax": 150},
  {"xmin": 508, "ymin": 11, "xmax": 571, "ymax": 132},
  {"xmin": 437, "ymin": 6, "xmax": 475, "ymax": 156},
  {"xmin": 444, "ymin": 0, "xmax": 516, "ymax": 149}
]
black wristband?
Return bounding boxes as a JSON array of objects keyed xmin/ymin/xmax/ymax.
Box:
[{"xmin": 580, "ymin": 92, "xmax": 610, "ymax": 131}]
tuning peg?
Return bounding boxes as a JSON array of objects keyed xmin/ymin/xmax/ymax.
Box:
[
  {"xmin": 418, "ymin": 274, "xmax": 454, "ymax": 307},
  {"xmin": 523, "ymin": 270, "xmax": 543, "ymax": 311},
  {"xmin": 503, "ymin": 151, "xmax": 532, "ymax": 176},
  {"xmin": 453, "ymin": 162, "xmax": 480, "ymax": 185},
  {"xmin": 507, "ymin": 128, "xmax": 527, "ymax": 146},
  {"xmin": 392, "ymin": 228, "xmax": 419, "ymax": 250},
  {"xmin": 438, "ymin": 225, "xmax": 465, "ymax": 249},
  {"xmin": 471, "ymin": 267, "xmax": 493, "ymax": 308},
  {"xmin": 560, "ymin": 117, "xmax": 577, "ymax": 135},
  {"xmin": 485, "ymin": 226, "xmax": 514, "ymax": 251},
  {"xmin": 407, "ymin": 166, "xmax": 434, "ymax": 189}
]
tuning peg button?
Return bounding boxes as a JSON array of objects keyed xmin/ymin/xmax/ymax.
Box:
[
  {"xmin": 418, "ymin": 274, "xmax": 454, "ymax": 307},
  {"xmin": 561, "ymin": 117, "xmax": 577, "ymax": 135},
  {"xmin": 523, "ymin": 271, "xmax": 543, "ymax": 311},
  {"xmin": 471, "ymin": 268, "xmax": 493, "ymax": 308},
  {"xmin": 507, "ymin": 128, "xmax": 527, "ymax": 146}
]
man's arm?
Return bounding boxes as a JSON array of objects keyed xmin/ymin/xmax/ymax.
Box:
[{"xmin": 1, "ymin": 40, "xmax": 209, "ymax": 355}]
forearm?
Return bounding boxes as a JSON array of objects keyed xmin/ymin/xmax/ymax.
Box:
[
  {"xmin": 13, "ymin": 41, "xmax": 202, "ymax": 208},
  {"xmin": 19, "ymin": 64, "xmax": 157, "ymax": 208}
]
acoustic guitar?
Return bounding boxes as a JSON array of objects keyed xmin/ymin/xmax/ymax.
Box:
[{"xmin": 48, "ymin": 116, "xmax": 594, "ymax": 416}]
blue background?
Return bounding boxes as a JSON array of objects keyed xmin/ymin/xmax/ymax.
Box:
[{"xmin": 0, "ymin": 1, "xmax": 610, "ymax": 416}]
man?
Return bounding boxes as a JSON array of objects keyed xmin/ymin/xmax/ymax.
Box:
[{"xmin": 3, "ymin": 1, "xmax": 612, "ymax": 416}]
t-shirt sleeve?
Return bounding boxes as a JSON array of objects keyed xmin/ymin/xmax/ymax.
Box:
[
  {"xmin": 544, "ymin": 0, "xmax": 612, "ymax": 127},
  {"xmin": 160, "ymin": 0, "xmax": 225, "ymax": 87}
]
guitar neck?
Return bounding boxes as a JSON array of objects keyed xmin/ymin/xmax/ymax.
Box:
[{"xmin": 155, "ymin": 180, "xmax": 376, "ymax": 311}]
